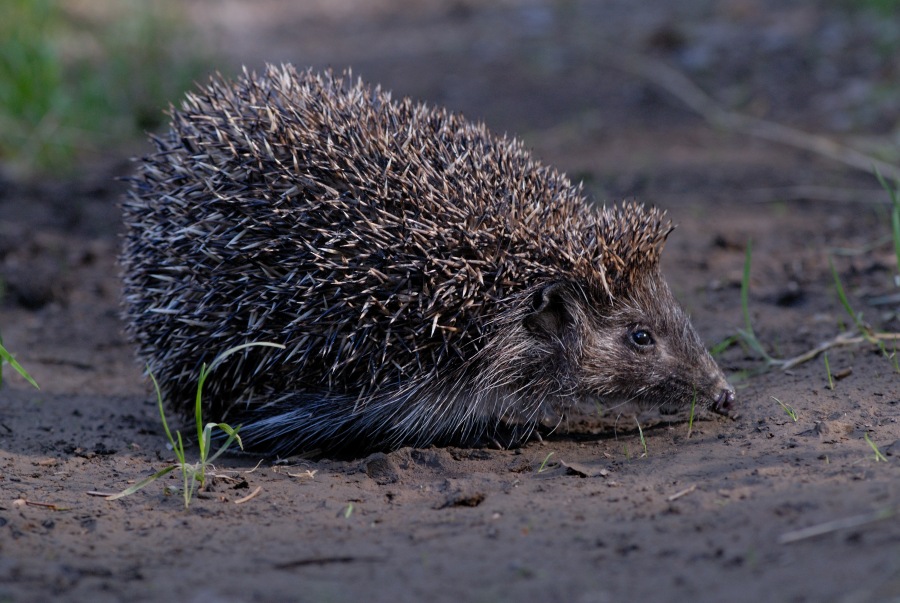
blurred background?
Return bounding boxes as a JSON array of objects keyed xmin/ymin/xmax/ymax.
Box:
[
  {"xmin": 3, "ymin": 5, "xmax": 900, "ymax": 601},
  {"xmin": 3, "ymin": 0, "xmax": 899, "ymax": 324},
  {"xmin": 1, "ymin": 0, "xmax": 898, "ymax": 197}
]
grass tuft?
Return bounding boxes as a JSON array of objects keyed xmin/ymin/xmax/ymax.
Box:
[
  {"xmin": 830, "ymin": 258, "xmax": 878, "ymax": 345},
  {"xmin": 635, "ymin": 418, "xmax": 648, "ymax": 457},
  {"xmin": 686, "ymin": 389, "xmax": 697, "ymax": 438},
  {"xmin": 875, "ymin": 169, "xmax": 900, "ymax": 283},
  {"xmin": 889, "ymin": 342, "xmax": 900, "ymax": 374},
  {"xmin": 537, "ymin": 452, "xmax": 555, "ymax": 473},
  {"xmin": 864, "ymin": 432, "xmax": 888, "ymax": 462},
  {"xmin": 824, "ymin": 353, "xmax": 834, "ymax": 390},
  {"xmin": 108, "ymin": 342, "xmax": 285, "ymax": 509},
  {"xmin": 772, "ymin": 396, "xmax": 798, "ymax": 422},
  {"xmin": 735, "ymin": 216, "xmax": 900, "ymax": 373},
  {"xmin": 736, "ymin": 241, "xmax": 775, "ymax": 364}
]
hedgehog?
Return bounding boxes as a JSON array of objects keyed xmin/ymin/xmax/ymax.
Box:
[{"xmin": 120, "ymin": 64, "xmax": 734, "ymax": 456}]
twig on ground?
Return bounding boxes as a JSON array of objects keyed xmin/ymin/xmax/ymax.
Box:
[
  {"xmin": 234, "ymin": 486, "xmax": 262, "ymax": 505},
  {"xmin": 779, "ymin": 507, "xmax": 896, "ymax": 544},
  {"xmin": 604, "ymin": 51, "xmax": 900, "ymax": 182},
  {"xmin": 746, "ymin": 331, "xmax": 900, "ymax": 372},
  {"xmin": 667, "ymin": 485, "xmax": 697, "ymax": 502}
]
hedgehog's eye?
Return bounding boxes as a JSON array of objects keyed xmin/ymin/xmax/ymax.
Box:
[{"xmin": 630, "ymin": 329, "xmax": 654, "ymax": 347}]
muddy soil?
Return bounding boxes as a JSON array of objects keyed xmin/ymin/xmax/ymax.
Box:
[{"xmin": 3, "ymin": 1, "xmax": 900, "ymax": 602}]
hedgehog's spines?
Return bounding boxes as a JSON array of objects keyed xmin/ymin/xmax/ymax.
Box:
[{"xmin": 121, "ymin": 64, "xmax": 723, "ymax": 455}]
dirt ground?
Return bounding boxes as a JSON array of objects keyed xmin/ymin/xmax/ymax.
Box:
[{"xmin": 3, "ymin": 1, "xmax": 900, "ymax": 602}]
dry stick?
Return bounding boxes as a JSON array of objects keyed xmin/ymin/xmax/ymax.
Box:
[
  {"xmin": 16, "ymin": 499, "xmax": 65, "ymax": 510},
  {"xmin": 680, "ymin": 186, "xmax": 890, "ymax": 205},
  {"xmin": 776, "ymin": 331, "xmax": 900, "ymax": 371},
  {"xmin": 234, "ymin": 485, "xmax": 262, "ymax": 505},
  {"xmin": 779, "ymin": 506, "xmax": 896, "ymax": 544},
  {"xmin": 648, "ymin": 183, "xmax": 889, "ymax": 205},
  {"xmin": 667, "ymin": 484, "xmax": 697, "ymax": 502},
  {"xmin": 605, "ymin": 51, "xmax": 900, "ymax": 182}
]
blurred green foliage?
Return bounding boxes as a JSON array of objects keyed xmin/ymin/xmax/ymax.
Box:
[
  {"xmin": 0, "ymin": 0, "xmax": 208, "ymax": 173},
  {"xmin": 863, "ymin": 0, "xmax": 900, "ymax": 14}
]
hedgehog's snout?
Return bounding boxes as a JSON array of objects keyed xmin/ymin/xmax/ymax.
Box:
[{"xmin": 712, "ymin": 383, "xmax": 736, "ymax": 415}]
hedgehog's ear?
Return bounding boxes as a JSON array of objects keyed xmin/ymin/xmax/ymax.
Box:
[{"xmin": 524, "ymin": 282, "xmax": 571, "ymax": 338}]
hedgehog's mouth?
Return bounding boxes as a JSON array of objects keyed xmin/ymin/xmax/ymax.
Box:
[
  {"xmin": 713, "ymin": 386, "xmax": 736, "ymax": 415},
  {"xmin": 646, "ymin": 381, "xmax": 736, "ymax": 418}
]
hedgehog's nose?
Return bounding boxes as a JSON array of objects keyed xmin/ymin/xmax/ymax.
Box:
[{"xmin": 713, "ymin": 385, "xmax": 736, "ymax": 414}]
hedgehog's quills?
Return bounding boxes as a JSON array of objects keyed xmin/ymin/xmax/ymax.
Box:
[{"xmin": 121, "ymin": 64, "xmax": 734, "ymax": 456}]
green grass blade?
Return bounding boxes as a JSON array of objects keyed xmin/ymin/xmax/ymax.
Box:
[
  {"xmin": 892, "ymin": 206, "xmax": 900, "ymax": 279},
  {"xmin": 709, "ymin": 335, "xmax": 738, "ymax": 357},
  {"xmin": 175, "ymin": 430, "xmax": 189, "ymax": 484},
  {"xmin": 874, "ymin": 168, "xmax": 900, "ymax": 281},
  {"xmin": 864, "ymin": 432, "xmax": 888, "ymax": 462},
  {"xmin": 829, "ymin": 258, "xmax": 876, "ymax": 343},
  {"xmin": 739, "ymin": 241, "xmax": 774, "ymax": 363},
  {"xmin": 537, "ymin": 452, "xmax": 554, "ymax": 473},
  {"xmin": 0, "ymin": 341, "xmax": 39, "ymax": 389},
  {"xmin": 741, "ymin": 240, "xmax": 754, "ymax": 335},
  {"xmin": 636, "ymin": 418, "xmax": 648, "ymax": 456},
  {"xmin": 200, "ymin": 422, "xmax": 213, "ymax": 464},
  {"xmin": 206, "ymin": 341, "xmax": 287, "ymax": 373},
  {"xmin": 215, "ymin": 422, "xmax": 243, "ymax": 449},
  {"xmin": 150, "ymin": 369, "xmax": 178, "ymax": 452},
  {"xmin": 194, "ymin": 342, "xmax": 285, "ymax": 454},
  {"xmin": 105, "ymin": 464, "xmax": 177, "ymax": 500},
  {"xmin": 772, "ymin": 396, "xmax": 798, "ymax": 421},
  {"xmin": 687, "ymin": 389, "xmax": 697, "ymax": 438},
  {"xmin": 874, "ymin": 168, "xmax": 900, "ymax": 210},
  {"xmin": 205, "ymin": 424, "xmax": 243, "ymax": 465},
  {"xmin": 736, "ymin": 328, "xmax": 764, "ymax": 358},
  {"xmin": 195, "ymin": 362, "xmax": 209, "ymax": 456},
  {"xmin": 175, "ymin": 430, "xmax": 198, "ymax": 509}
]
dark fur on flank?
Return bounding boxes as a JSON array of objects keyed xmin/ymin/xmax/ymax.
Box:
[{"xmin": 121, "ymin": 65, "xmax": 734, "ymax": 455}]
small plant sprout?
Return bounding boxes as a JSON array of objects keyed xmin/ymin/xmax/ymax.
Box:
[
  {"xmin": 537, "ymin": 452, "xmax": 555, "ymax": 473},
  {"xmin": 824, "ymin": 353, "xmax": 834, "ymax": 390},
  {"xmin": 636, "ymin": 418, "xmax": 648, "ymax": 457},
  {"xmin": 890, "ymin": 342, "xmax": 900, "ymax": 374},
  {"xmin": 892, "ymin": 196, "xmax": 900, "ymax": 285},
  {"xmin": 830, "ymin": 258, "xmax": 878, "ymax": 345},
  {"xmin": 710, "ymin": 334, "xmax": 739, "ymax": 358},
  {"xmin": 0, "ymin": 336, "xmax": 39, "ymax": 390},
  {"xmin": 772, "ymin": 396, "xmax": 798, "ymax": 422},
  {"xmin": 874, "ymin": 169, "xmax": 900, "ymax": 282},
  {"xmin": 737, "ymin": 241, "xmax": 775, "ymax": 364},
  {"xmin": 687, "ymin": 389, "xmax": 698, "ymax": 438},
  {"xmin": 829, "ymin": 258, "xmax": 900, "ymax": 362},
  {"xmin": 864, "ymin": 432, "xmax": 888, "ymax": 462},
  {"xmin": 108, "ymin": 341, "xmax": 285, "ymax": 509},
  {"xmin": 733, "ymin": 209, "xmax": 900, "ymax": 373},
  {"xmin": 0, "ymin": 329, "xmax": 38, "ymax": 390}
]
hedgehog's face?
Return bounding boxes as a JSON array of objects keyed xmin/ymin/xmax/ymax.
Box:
[{"xmin": 523, "ymin": 279, "xmax": 734, "ymax": 417}]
